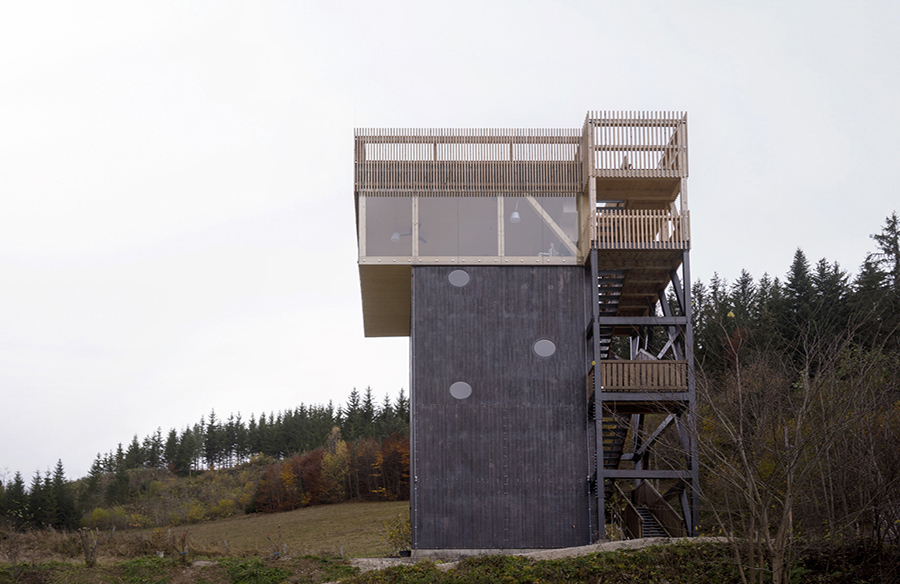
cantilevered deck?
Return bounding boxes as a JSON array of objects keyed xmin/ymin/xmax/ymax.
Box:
[{"xmin": 355, "ymin": 114, "xmax": 690, "ymax": 336}]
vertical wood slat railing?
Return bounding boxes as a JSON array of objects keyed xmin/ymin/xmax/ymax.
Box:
[
  {"xmin": 354, "ymin": 128, "xmax": 582, "ymax": 196},
  {"xmin": 584, "ymin": 111, "xmax": 688, "ymax": 178},
  {"xmin": 592, "ymin": 209, "xmax": 689, "ymax": 250},
  {"xmin": 599, "ymin": 361, "xmax": 688, "ymax": 391}
]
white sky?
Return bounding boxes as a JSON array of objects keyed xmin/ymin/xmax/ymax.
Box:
[{"xmin": 2, "ymin": 1, "xmax": 898, "ymax": 480}]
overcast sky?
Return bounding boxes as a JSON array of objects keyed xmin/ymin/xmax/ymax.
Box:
[{"xmin": 2, "ymin": 1, "xmax": 898, "ymax": 481}]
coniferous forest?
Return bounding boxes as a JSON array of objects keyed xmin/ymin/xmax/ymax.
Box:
[
  {"xmin": 0, "ymin": 387, "xmax": 409, "ymax": 531},
  {"xmin": 0, "ymin": 213, "xmax": 898, "ymax": 575}
]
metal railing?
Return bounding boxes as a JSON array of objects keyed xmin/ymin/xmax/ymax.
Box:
[{"xmin": 634, "ymin": 480, "xmax": 685, "ymax": 537}]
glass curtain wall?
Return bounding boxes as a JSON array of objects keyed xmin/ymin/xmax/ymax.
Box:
[{"xmin": 362, "ymin": 196, "xmax": 578, "ymax": 261}]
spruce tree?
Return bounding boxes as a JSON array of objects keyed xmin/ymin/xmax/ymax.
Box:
[
  {"xmin": 395, "ymin": 389, "xmax": 410, "ymax": 428},
  {"xmin": 51, "ymin": 460, "xmax": 77, "ymax": 529},
  {"xmin": 124, "ymin": 435, "xmax": 144, "ymax": 469},
  {"xmin": 80, "ymin": 454, "xmax": 104, "ymax": 510},
  {"xmin": 362, "ymin": 387, "xmax": 376, "ymax": 436},
  {"xmin": 28, "ymin": 471, "xmax": 46, "ymax": 527},
  {"xmin": 205, "ymin": 409, "xmax": 221, "ymax": 469},
  {"xmin": 729, "ymin": 269, "xmax": 758, "ymax": 326},
  {"xmin": 342, "ymin": 388, "xmax": 364, "ymax": 442},
  {"xmin": 870, "ymin": 211, "xmax": 900, "ymax": 293},
  {"xmin": 811, "ymin": 258, "xmax": 850, "ymax": 337},
  {"xmin": 6, "ymin": 472, "xmax": 28, "ymax": 529}
]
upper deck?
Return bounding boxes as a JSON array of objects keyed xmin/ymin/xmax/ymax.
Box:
[{"xmin": 355, "ymin": 112, "xmax": 689, "ymax": 336}]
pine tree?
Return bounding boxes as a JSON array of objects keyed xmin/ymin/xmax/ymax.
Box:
[
  {"xmin": 729, "ymin": 270, "xmax": 758, "ymax": 326},
  {"xmin": 811, "ymin": 258, "xmax": 850, "ymax": 337},
  {"xmin": 342, "ymin": 388, "xmax": 364, "ymax": 442},
  {"xmin": 28, "ymin": 471, "xmax": 46, "ymax": 527},
  {"xmin": 784, "ymin": 248, "xmax": 814, "ymax": 321},
  {"xmin": 395, "ymin": 390, "xmax": 409, "ymax": 428},
  {"xmin": 247, "ymin": 413, "xmax": 260, "ymax": 455},
  {"xmin": 361, "ymin": 387, "xmax": 376, "ymax": 437},
  {"xmin": 205, "ymin": 409, "xmax": 221, "ymax": 469},
  {"xmin": 780, "ymin": 248, "xmax": 816, "ymax": 362},
  {"xmin": 6, "ymin": 472, "xmax": 28, "ymax": 529},
  {"xmin": 143, "ymin": 428, "xmax": 163, "ymax": 468},
  {"xmin": 164, "ymin": 429, "xmax": 180, "ymax": 469},
  {"xmin": 51, "ymin": 460, "xmax": 78, "ymax": 529},
  {"xmin": 234, "ymin": 412, "xmax": 249, "ymax": 464},
  {"xmin": 870, "ymin": 211, "xmax": 900, "ymax": 293},
  {"xmin": 124, "ymin": 435, "xmax": 145, "ymax": 469},
  {"xmin": 376, "ymin": 393, "xmax": 395, "ymax": 439},
  {"xmin": 105, "ymin": 463, "xmax": 130, "ymax": 505},
  {"xmin": 755, "ymin": 273, "xmax": 783, "ymax": 351},
  {"xmin": 114, "ymin": 443, "xmax": 125, "ymax": 472},
  {"xmin": 80, "ymin": 454, "xmax": 105, "ymax": 510}
]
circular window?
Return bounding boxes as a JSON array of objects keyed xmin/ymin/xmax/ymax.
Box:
[
  {"xmin": 449, "ymin": 381, "xmax": 472, "ymax": 399},
  {"xmin": 533, "ymin": 338, "xmax": 557, "ymax": 358},
  {"xmin": 448, "ymin": 269, "xmax": 470, "ymax": 287}
]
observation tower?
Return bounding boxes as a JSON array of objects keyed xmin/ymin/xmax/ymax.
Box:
[{"xmin": 354, "ymin": 111, "xmax": 697, "ymax": 550}]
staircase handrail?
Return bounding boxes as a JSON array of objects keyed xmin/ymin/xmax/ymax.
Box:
[
  {"xmin": 634, "ymin": 480, "xmax": 685, "ymax": 537},
  {"xmin": 614, "ymin": 483, "xmax": 643, "ymax": 539}
]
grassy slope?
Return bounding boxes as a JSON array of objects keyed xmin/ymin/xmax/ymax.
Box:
[{"xmin": 170, "ymin": 500, "xmax": 409, "ymax": 558}]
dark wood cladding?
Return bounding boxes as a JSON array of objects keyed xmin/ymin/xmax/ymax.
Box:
[{"xmin": 411, "ymin": 266, "xmax": 589, "ymax": 549}]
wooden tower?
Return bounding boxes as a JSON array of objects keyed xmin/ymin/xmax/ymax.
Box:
[{"xmin": 354, "ymin": 112, "xmax": 697, "ymax": 551}]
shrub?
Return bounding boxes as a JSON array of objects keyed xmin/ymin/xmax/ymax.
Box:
[
  {"xmin": 210, "ymin": 498, "xmax": 238, "ymax": 519},
  {"xmin": 382, "ymin": 513, "xmax": 411, "ymax": 556},
  {"xmin": 185, "ymin": 502, "xmax": 207, "ymax": 524}
]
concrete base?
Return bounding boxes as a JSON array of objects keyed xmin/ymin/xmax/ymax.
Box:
[{"xmin": 413, "ymin": 548, "xmax": 545, "ymax": 560}]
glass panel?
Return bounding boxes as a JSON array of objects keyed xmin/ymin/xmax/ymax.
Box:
[
  {"xmin": 418, "ymin": 197, "xmax": 458, "ymax": 256},
  {"xmin": 365, "ymin": 196, "xmax": 413, "ymax": 256},
  {"xmin": 504, "ymin": 197, "xmax": 544, "ymax": 256},
  {"xmin": 536, "ymin": 197, "xmax": 578, "ymax": 258},
  {"xmin": 459, "ymin": 197, "xmax": 498, "ymax": 256},
  {"xmin": 504, "ymin": 196, "xmax": 577, "ymax": 258}
]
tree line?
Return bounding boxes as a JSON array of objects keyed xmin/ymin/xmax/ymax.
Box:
[
  {"xmin": 0, "ymin": 387, "xmax": 409, "ymax": 530},
  {"xmin": 90, "ymin": 387, "xmax": 409, "ymax": 478},
  {"xmin": 683, "ymin": 212, "xmax": 900, "ymax": 584},
  {"xmin": 691, "ymin": 212, "xmax": 900, "ymax": 374},
  {"xmin": 249, "ymin": 429, "xmax": 410, "ymax": 514}
]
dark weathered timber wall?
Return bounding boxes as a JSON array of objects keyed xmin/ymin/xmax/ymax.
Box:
[{"xmin": 411, "ymin": 266, "xmax": 589, "ymax": 549}]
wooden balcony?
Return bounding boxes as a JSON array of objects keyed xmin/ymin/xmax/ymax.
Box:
[
  {"xmin": 599, "ymin": 361, "xmax": 688, "ymax": 391},
  {"xmin": 582, "ymin": 111, "xmax": 688, "ymax": 180},
  {"xmin": 591, "ymin": 209, "xmax": 689, "ymax": 250}
]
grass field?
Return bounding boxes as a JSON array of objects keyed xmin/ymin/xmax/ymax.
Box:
[
  {"xmin": 0, "ymin": 500, "xmax": 409, "ymax": 567},
  {"xmin": 168, "ymin": 500, "xmax": 409, "ymax": 558}
]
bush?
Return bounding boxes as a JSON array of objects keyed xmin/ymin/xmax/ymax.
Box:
[
  {"xmin": 210, "ymin": 498, "xmax": 238, "ymax": 519},
  {"xmin": 185, "ymin": 502, "xmax": 207, "ymax": 524},
  {"xmin": 382, "ymin": 513, "xmax": 411, "ymax": 556},
  {"xmin": 219, "ymin": 557, "xmax": 292, "ymax": 584}
]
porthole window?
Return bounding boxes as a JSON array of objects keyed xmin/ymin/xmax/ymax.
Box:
[
  {"xmin": 448, "ymin": 269, "xmax": 470, "ymax": 287},
  {"xmin": 533, "ymin": 338, "xmax": 557, "ymax": 358},
  {"xmin": 449, "ymin": 381, "xmax": 472, "ymax": 399}
]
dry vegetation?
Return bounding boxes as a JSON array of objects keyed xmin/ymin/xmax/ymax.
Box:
[{"xmin": 0, "ymin": 499, "xmax": 407, "ymax": 565}]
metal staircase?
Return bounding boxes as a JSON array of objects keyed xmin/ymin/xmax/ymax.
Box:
[
  {"xmin": 595, "ymin": 271, "xmax": 624, "ymax": 360},
  {"xmin": 601, "ymin": 416, "xmax": 628, "ymax": 497},
  {"xmin": 635, "ymin": 506, "xmax": 668, "ymax": 538}
]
